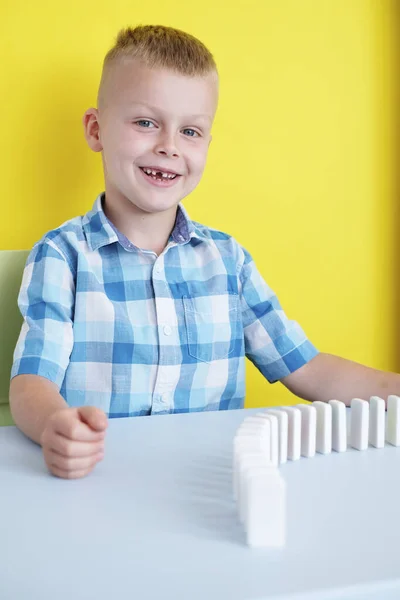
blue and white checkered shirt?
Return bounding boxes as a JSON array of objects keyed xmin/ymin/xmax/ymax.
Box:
[{"xmin": 11, "ymin": 192, "xmax": 318, "ymax": 417}]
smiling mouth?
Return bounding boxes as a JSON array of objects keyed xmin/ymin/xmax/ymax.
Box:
[{"xmin": 139, "ymin": 167, "xmax": 180, "ymax": 182}]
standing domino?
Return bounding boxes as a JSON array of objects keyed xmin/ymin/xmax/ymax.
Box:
[
  {"xmin": 386, "ymin": 395, "xmax": 400, "ymax": 446},
  {"xmin": 280, "ymin": 407, "xmax": 301, "ymax": 461},
  {"xmin": 266, "ymin": 409, "xmax": 288, "ymax": 464},
  {"xmin": 233, "ymin": 431, "xmax": 270, "ymax": 459},
  {"xmin": 233, "ymin": 430, "xmax": 270, "ymax": 462},
  {"xmin": 369, "ymin": 396, "xmax": 385, "ymax": 449},
  {"xmin": 237, "ymin": 454, "xmax": 272, "ymax": 523},
  {"xmin": 233, "ymin": 421, "xmax": 271, "ymax": 499},
  {"xmin": 296, "ymin": 404, "xmax": 316, "ymax": 458},
  {"xmin": 235, "ymin": 418, "xmax": 272, "ymax": 447},
  {"xmin": 257, "ymin": 413, "xmax": 279, "ymax": 466},
  {"xmin": 329, "ymin": 400, "xmax": 347, "ymax": 452},
  {"xmin": 314, "ymin": 401, "xmax": 332, "ymax": 454},
  {"xmin": 244, "ymin": 466, "xmax": 286, "ymax": 548},
  {"xmin": 238, "ymin": 416, "xmax": 274, "ymax": 434},
  {"xmin": 233, "ymin": 437, "xmax": 271, "ymax": 500},
  {"xmin": 350, "ymin": 398, "xmax": 369, "ymax": 450}
]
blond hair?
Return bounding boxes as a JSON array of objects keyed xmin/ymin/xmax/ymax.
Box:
[
  {"xmin": 103, "ymin": 24, "xmax": 217, "ymax": 75},
  {"xmin": 97, "ymin": 25, "xmax": 217, "ymax": 108}
]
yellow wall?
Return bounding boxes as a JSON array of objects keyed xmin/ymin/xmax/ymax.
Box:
[{"xmin": 2, "ymin": 1, "xmax": 398, "ymax": 408}]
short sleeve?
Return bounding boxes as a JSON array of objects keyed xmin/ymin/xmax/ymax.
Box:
[
  {"xmin": 11, "ymin": 240, "xmax": 75, "ymax": 388},
  {"xmin": 239, "ymin": 246, "xmax": 318, "ymax": 383}
]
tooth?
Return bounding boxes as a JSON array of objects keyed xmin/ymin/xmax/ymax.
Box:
[
  {"xmin": 162, "ymin": 172, "xmax": 168, "ymax": 178},
  {"xmin": 151, "ymin": 170, "xmax": 157, "ymax": 175}
]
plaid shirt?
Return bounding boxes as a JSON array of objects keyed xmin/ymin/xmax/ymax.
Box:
[{"xmin": 11, "ymin": 193, "xmax": 318, "ymax": 417}]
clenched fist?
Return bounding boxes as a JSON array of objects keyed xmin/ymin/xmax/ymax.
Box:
[{"xmin": 40, "ymin": 406, "xmax": 108, "ymax": 479}]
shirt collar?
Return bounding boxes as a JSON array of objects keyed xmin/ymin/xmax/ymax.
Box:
[{"xmin": 82, "ymin": 192, "xmax": 201, "ymax": 252}]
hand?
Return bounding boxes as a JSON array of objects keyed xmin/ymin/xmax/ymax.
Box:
[{"xmin": 40, "ymin": 406, "xmax": 108, "ymax": 479}]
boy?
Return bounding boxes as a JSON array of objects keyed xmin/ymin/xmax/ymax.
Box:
[{"xmin": 9, "ymin": 25, "xmax": 400, "ymax": 479}]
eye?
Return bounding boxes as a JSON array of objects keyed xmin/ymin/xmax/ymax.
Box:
[
  {"xmin": 135, "ymin": 120, "xmax": 155, "ymax": 128},
  {"xmin": 182, "ymin": 128, "xmax": 200, "ymax": 137}
]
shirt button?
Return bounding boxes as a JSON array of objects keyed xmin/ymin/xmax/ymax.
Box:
[
  {"xmin": 163, "ymin": 325, "xmax": 172, "ymax": 336},
  {"xmin": 155, "ymin": 265, "xmax": 162, "ymax": 274}
]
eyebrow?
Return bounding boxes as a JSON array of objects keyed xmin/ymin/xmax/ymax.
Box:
[{"xmin": 128, "ymin": 102, "xmax": 212, "ymax": 124}]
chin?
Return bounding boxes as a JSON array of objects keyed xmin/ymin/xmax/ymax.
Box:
[{"xmin": 134, "ymin": 196, "xmax": 181, "ymax": 214}]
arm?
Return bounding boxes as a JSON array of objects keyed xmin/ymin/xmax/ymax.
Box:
[
  {"xmin": 239, "ymin": 246, "xmax": 318, "ymax": 383},
  {"xmin": 281, "ymin": 352, "xmax": 400, "ymax": 406},
  {"xmin": 10, "ymin": 242, "xmax": 107, "ymax": 478},
  {"xmin": 10, "ymin": 374, "xmax": 107, "ymax": 478},
  {"xmin": 237, "ymin": 247, "xmax": 400, "ymax": 404},
  {"xmin": 9, "ymin": 374, "xmax": 68, "ymax": 445},
  {"xmin": 10, "ymin": 240, "xmax": 74, "ymax": 443}
]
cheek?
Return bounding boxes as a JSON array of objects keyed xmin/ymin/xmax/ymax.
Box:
[
  {"xmin": 104, "ymin": 126, "xmax": 146, "ymax": 157},
  {"xmin": 188, "ymin": 144, "xmax": 210, "ymax": 174}
]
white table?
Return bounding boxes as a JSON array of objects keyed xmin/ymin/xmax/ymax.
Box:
[{"xmin": 1, "ymin": 408, "xmax": 400, "ymax": 600}]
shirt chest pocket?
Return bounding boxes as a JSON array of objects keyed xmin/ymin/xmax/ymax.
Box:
[{"xmin": 182, "ymin": 293, "xmax": 240, "ymax": 363}]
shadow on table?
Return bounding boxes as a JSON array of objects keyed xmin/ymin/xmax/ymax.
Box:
[{"xmin": 174, "ymin": 451, "xmax": 245, "ymax": 546}]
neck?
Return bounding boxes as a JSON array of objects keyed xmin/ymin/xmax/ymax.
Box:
[{"xmin": 102, "ymin": 190, "xmax": 178, "ymax": 255}]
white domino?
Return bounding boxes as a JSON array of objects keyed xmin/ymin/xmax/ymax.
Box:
[
  {"xmin": 233, "ymin": 432, "xmax": 270, "ymax": 462},
  {"xmin": 235, "ymin": 419, "xmax": 271, "ymax": 447},
  {"xmin": 233, "ymin": 429, "xmax": 271, "ymax": 499},
  {"xmin": 233, "ymin": 441, "xmax": 270, "ymax": 500},
  {"xmin": 350, "ymin": 398, "xmax": 369, "ymax": 450},
  {"xmin": 386, "ymin": 395, "xmax": 400, "ymax": 446},
  {"xmin": 266, "ymin": 409, "xmax": 288, "ymax": 464},
  {"xmin": 233, "ymin": 431, "xmax": 270, "ymax": 457},
  {"xmin": 329, "ymin": 400, "xmax": 347, "ymax": 452},
  {"xmin": 257, "ymin": 413, "xmax": 279, "ymax": 466},
  {"xmin": 296, "ymin": 404, "xmax": 316, "ymax": 458},
  {"xmin": 369, "ymin": 396, "xmax": 385, "ymax": 449},
  {"xmin": 314, "ymin": 401, "xmax": 332, "ymax": 454},
  {"xmin": 243, "ymin": 466, "xmax": 286, "ymax": 548},
  {"xmin": 238, "ymin": 416, "xmax": 273, "ymax": 435},
  {"xmin": 280, "ymin": 407, "xmax": 301, "ymax": 461},
  {"xmin": 237, "ymin": 454, "xmax": 272, "ymax": 523}
]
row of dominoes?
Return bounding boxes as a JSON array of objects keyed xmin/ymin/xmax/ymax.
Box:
[
  {"xmin": 233, "ymin": 413, "xmax": 286, "ymax": 548},
  {"xmin": 233, "ymin": 395, "xmax": 400, "ymax": 548}
]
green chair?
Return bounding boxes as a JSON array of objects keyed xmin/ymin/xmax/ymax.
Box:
[{"xmin": 0, "ymin": 250, "xmax": 29, "ymax": 426}]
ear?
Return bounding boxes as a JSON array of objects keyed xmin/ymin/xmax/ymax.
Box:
[{"xmin": 82, "ymin": 108, "xmax": 103, "ymax": 152}]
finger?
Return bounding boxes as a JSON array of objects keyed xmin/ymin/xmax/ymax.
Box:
[
  {"xmin": 54, "ymin": 415, "xmax": 106, "ymax": 442},
  {"xmin": 49, "ymin": 465, "xmax": 95, "ymax": 480},
  {"xmin": 78, "ymin": 407, "xmax": 108, "ymax": 432},
  {"xmin": 47, "ymin": 450, "xmax": 104, "ymax": 473},
  {"xmin": 49, "ymin": 434, "xmax": 104, "ymax": 458}
]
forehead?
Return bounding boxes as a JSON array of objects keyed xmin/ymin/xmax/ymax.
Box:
[{"xmin": 103, "ymin": 59, "xmax": 219, "ymax": 121}]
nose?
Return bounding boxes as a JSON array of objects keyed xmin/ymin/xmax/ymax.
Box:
[{"xmin": 154, "ymin": 132, "xmax": 180, "ymax": 159}]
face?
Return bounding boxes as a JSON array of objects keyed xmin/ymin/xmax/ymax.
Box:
[{"xmin": 83, "ymin": 59, "xmax": 218, "ymax": 215}]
